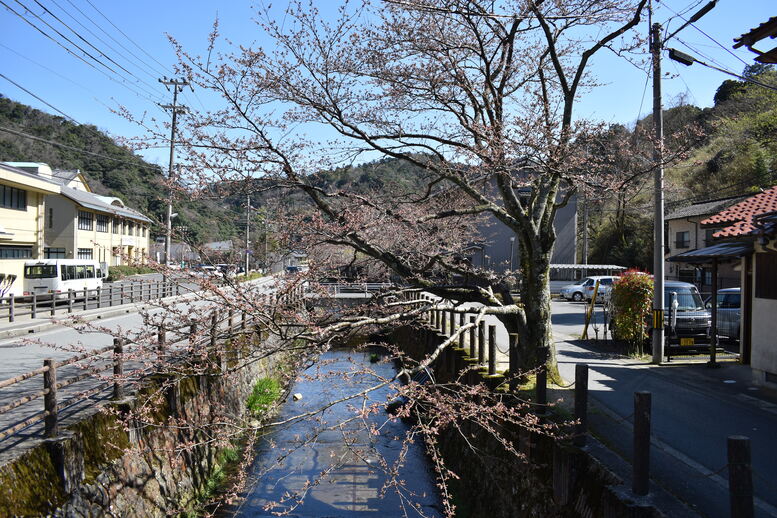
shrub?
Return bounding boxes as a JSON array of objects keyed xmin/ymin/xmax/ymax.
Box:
[
  {"xmin": 246, "ymin": 377, "xmax": 281, "ymax": 416},
  {"xmin": 105, "ymin": 265, "xmax": 156, "ymax": 281},
  {"xmin": 610, "ymin": 270, "xmax": 653, "ymax": 353}
]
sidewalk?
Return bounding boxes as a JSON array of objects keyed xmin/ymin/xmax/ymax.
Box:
[{"xmin": 551, "ymin": 299, "xmax": 777, "ymax": 518}]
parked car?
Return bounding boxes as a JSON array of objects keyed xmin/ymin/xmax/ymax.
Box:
[
  {"xmin": 559, "ymin": 279, "xmax": 587, "ymax": 301},
  {"xmin": 610, "ymin": 281, "xmax": 711, "ymax": 347},
  {"xmin": 708, "ymin": 287, "xmax": 741, "ymax": 342},
  {"xmin": 583, "ymin": 276, "xmax": 618, "ymax": 302}
]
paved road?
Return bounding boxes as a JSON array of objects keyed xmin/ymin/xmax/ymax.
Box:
[
  {"xmin": 552, "ymin": 298, "xmax": 777, "ymax": 518},
  {"xmin": 0, "ymin": 277, "xmax": 276, "ymax": 462}
]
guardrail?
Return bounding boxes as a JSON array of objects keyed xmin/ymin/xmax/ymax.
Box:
[
  {"xmin": 0, "ymin": 283, "xmax": 306, "ymax": 442},
  {"xmin": 319, "ymin": 282, "xmax": 393, "ymax": 295},
  {"xmin": 0, "ymin": 281, "xmax": 179, "ymax": 323}
]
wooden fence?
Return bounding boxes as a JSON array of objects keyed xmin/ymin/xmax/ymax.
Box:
[{"xmin": 0, "ymin": 281, "xmax": 179, "ymax": 323}]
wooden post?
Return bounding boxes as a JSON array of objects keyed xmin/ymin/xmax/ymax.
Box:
[
  {"xmin": 469, "ymin": 316, "xmax": 476, "ymax": 358},
  {"xmin": 228, "ymin": 309, "xmax": 235, "ymax": 334},
  {"xmin": 190, "ymin": 321, "xmax": 198, "ymax": 345},
  {"xmin": 8, "ymin": 295, "xmax": 14, "ymax": 322},
  {"xmin": 43, "ymin": 358, "xmax": 57, "ymax": 438},
  {"xmin": 458, "ymin": 313, "xmax": 465, "ymax": 349},
  {"xmin": 120, "ymin": 284, "xmax": 125, "ymax": 304},
  {"xmin": 478, "ymin": 321, "xmax": 485, "ymax": 364},
  {"xmin": 113, "ymin": 338, "xmax": 124, "ymax": 400},
  {"xmin": 633, "ymin": 391, "xmax": 651, "ymax": 496},
  {"xmin": 108, "ymin": 284, "xmax": 113, "ymax": 306},
  {"xmin": 509, "ymin": 333, "xmax": 519, "ymax": 392},
  {"xmin": 96, "ymin": 286, "xmax": 102, "ymax": 309},
  {"xmin": 536, "ymin": 346, "xmax": 549, "ymax": 412},
  {"xmin": 157, "ymin": 324, "xmax": 166, "ymax": 362},
  {"xmin": 31, "ymin": 292, "xmax": 37, "ymax": 319},
  {"xmin": 211, "ymin": 311, "xmax": 219, "ymax": 348},
  {"xmin": 130, "ymin": 282, "xmax": 135, "ymax": 304},
  {"xmin": 487, "ymin": 325, "xmax": 497, "ymax": 376},
  {"xmin": 50, "ymin": 293, "xmax": 56, "ymax": 317},
  {"xmin": 83, "ymin": 288, "xmax": 88, "ymax": 310},
  {"xmin": 574, "ymin": 364, "xmax": 588, "ymax": 446},
  {"xmin": 728, "ymin": 436, "xmax": 754, "ymax": 518},
  {"xmin": 440, "ymin": 310, "xmax": 447, "ymax": 336},
  {"xmin": 68, "ymin": 289, "xmax": 74, "ymax": 313},
  {"xmin": 449, "ymin": 310, "xmax": 455, "ymax": 336},
  {"xmin": 241, "ymin": 310, "xmax": 247, "ymax": 331}
]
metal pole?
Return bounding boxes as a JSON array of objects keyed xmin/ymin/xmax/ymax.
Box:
[
  {"xmin": 709, "ymin": 258, "xmax": 718, "ymax": 367},
  {"xmin": 245, "ymin": 194, "xmax": 251, "ymax": 274},
  {"xmin": 651, "ymin": 22, "xmax": 666, "ymax": 365}
]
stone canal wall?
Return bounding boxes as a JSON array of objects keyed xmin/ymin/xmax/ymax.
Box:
[
  {"xmin": 391, "ymin": 325, "xmax": 666, "ymax": 518},
  {"xmin": 0, "ymin": 334, "xmax": 294, "ymax": 517}
]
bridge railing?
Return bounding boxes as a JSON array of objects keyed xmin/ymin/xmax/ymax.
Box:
[
  {"xmin": 0, "ymin": 281, "xmax": 180, "ymax": 323},
  {"xmin": 0, "ymin": 283, "xmax": 306, "ymax": 443},
  {"xmin": 319, "ymin": 282, "xmax": 393, "ymax": 295}
]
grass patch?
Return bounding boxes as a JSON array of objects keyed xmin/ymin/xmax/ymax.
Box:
[
  {"xmin": 238, "ymin": 272, "xmax": 265, "ymax": 283},
  {"xmin": 246, "ymin": 377, "xmax": 282, "ymax": 416},
  {"xmin": 106, "ymin": 264, "xmax": 156, "ymax": 281}
]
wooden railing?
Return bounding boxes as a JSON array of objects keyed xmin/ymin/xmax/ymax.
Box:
[
  {"xmin": 0, "ymin": 281, "xmax": 180, "ymax": 323},
  {"xmin": 0, "ymin": 283, "xmax": 306, "ymax": 442},
  {"xmin": 320, "ymin": 282, "xmax": 393, "ymax": 295}
]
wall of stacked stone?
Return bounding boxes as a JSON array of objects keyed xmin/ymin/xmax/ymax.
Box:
[
  {"xmin": 0, "ymin": 333, "xmax": 295, "ymax": 517},
  {"xmin": 391, "ymin": 324, "xmax": 665, "ymax": 518}
]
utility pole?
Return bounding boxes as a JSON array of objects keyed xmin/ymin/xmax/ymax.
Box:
[
  {"xmin": 649, "ymin": 1, "xmax": 717, "ymax": 364},
  {"xmin": 159, "ymin": 77, "xmax": 189, "ymax": 267},
  {"xmin": 582, "ymin": 194, "xmax": 589, "ymax": 278},
  {"xmin": 651, "ymin": 22, "xmax": 665, "ymax": 364},
  {"xmin": 245, "ymin": 194, "xmax": 251, "ymax": 273}
]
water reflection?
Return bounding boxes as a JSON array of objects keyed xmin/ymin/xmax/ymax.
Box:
[{"xmin": 229, "ymin": 349, "xmax": 442, "ymax": 517}]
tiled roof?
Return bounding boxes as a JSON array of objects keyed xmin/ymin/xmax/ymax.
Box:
[
  {"xmin": 666, "ymin": 195, "xmax": 748, "ymax": 220},
  {"xmin": 700, "ymin": 186, "xmax": 777, "ymax": 238}
]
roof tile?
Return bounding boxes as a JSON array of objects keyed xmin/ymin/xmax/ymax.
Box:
[{"xmin": 700, "ymin": 186, "xmax": 777, "ymax": 238}]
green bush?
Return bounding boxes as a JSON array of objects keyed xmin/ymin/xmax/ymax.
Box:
[
  {"xmin": 246, "ymin": 377, "xmax": 281, "ymax": 416},
  {"xmin": 610, "ymin": 270, "xmax": 653, "ymax": 352}
]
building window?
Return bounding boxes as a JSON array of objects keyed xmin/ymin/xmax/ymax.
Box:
[
  {"xmin": 704, "ymin": 229, "xmax": 715, "ymax": 246},
  {"xmin": 123, "ymin": 221, "xmax": 128, "ymax": 235},
  {"xmin": 78, "ymin": 210, "xmax": 94, "ymax": 231},
  {"xmin": 142, "ymin": 226, "xmax": 146, "ymax": 237},
  {"xmin": 128, "ymin": 222, "xmax": 134, "ymax": 236},
  {"xmin": 0, "ymin": 185, "xmax": 27, "ymax": 210},
  {"xmin": 675, "ymin": 231, "xmax": 690, "ymax": 249},
  {"xmin": 96, "ymin": 214, "xmax": 109, "ymax": 232},
  {"xmin": 48, "ymin": 208, "xmax": 53, "ymax": 229},
  {"xmin": 0, "ymin": 245, "xmax": 33, "ymax": 259},
  {"xmin": 756, "ymin": 253, "xmax": 777, "ymax": 299},
  {"xmin": 113, "ymin": 218, "xmax": 121, "ymax": 234},
  {"xmin": 77, "ymin": 248, "xmax": 93, "ymax": 260},
  {"xmin": 44, "ymin": 247, "xmax": 66, "ymax": 259}
]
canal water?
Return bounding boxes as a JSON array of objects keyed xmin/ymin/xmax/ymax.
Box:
[{"xmin": 229, "ymin": 349, "xmax": 443, "ymax": 517}]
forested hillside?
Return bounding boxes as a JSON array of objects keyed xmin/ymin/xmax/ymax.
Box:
[
  {"xmin": 0, "ymin": 95, "xmax": 239, "ymax": 243},
  {"xmin": 588, "ymin": 64, "xmax": 777, "ymax": 269}
]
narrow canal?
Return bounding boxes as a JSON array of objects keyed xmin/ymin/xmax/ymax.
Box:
[{"xmin": 229, "ymin": 349, "xmax": 443, "ymax": 517}]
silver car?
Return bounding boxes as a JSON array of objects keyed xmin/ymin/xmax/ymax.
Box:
[
  {"xmin": 711, "ymin": 287, "xmax": 741, "ymax": 342},
  {"xmin": 559, "ymin": 279, "xmax": 587, "ymax": 301}
]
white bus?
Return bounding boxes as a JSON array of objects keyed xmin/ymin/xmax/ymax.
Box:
[{"xmin": 23, "ymin": 259, "xmax": 107, "ymax": 299}]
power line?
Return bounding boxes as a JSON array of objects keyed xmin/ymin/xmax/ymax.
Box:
[
  {"xmin": 83, "ymin": 0, "xmax": 172, "ymax": 76},
  {"xmin": 0, "ymin": 72, "xmax": 80, "ymax": 124},
  {"xmin": 0, "ymin": 0, "xmax": 163, "ymax": 106},
  {"xmin": 60, "ymin": 0, "xmax": 168, "ymax": 79},
  {"xmin": 0, "ymin": 125, "xmax": 164, "ymax": 171}
]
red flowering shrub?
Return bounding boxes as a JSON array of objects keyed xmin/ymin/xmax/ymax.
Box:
[{"xmin": 610, "ymin": 270, "xmax": 653, "ymax": 350}]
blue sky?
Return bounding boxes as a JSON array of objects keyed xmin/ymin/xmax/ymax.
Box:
[{"xmin": 0, "ymin": 1, "xmax": 772, "ymax": 167}]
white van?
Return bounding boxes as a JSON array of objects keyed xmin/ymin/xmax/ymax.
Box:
[{"xmin": 23, "ymin": 259, "xmax": 106, "ymax": 299}]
